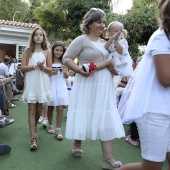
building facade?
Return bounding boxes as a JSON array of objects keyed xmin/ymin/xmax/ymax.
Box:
[{"xmin": 0, "ymin": 20, "xmax": 39, "ymax": 62}]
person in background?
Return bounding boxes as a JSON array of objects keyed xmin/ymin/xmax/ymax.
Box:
[
  {"xmin": 21, "ymin": 27, "xmax": 52, "ymax": 150},
  {"xmin": 118, "ymin": 0, "xmax": 170, "ymax": 170},
  {"xmin": 63, "ymin": 8, "xmax": 124, "ymax": 169}
]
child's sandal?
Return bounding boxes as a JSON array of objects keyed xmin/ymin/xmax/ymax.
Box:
[
  {"xmin": 55, "ymin": 128, "xmax": 63, "ymax": 140},
  {"xmin": 30, "ymin": 135, "xmax": 38, "ymax": 151},
  {"xmin": 47, "ymin": 125, "xmax": 54, "ymax": 134}
]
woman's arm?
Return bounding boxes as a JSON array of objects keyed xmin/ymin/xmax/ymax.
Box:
[
  {"xmin": 154, "ymin": 54, "xmax": 170, "ymax": 87},
  {"xmin": 64, "ymin": 59, "xmax": 89, "ymax": 77}
]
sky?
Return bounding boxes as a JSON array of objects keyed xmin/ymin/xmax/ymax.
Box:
[
  {"xmin": 23, "ymin": 0, "xmax": 133, "ymax": 14},
  {"xmin": 112, "ymin": 0, "xmax": 133, "ymax": 14}
]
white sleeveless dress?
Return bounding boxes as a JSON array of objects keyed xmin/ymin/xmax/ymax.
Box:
[
  {"xmin": 22, "ymin": 51, "xmax": 52, "ymax": 103},
  {"xmin": 46, "ymin": 63, "xmax": 69, "ymax": 106}
]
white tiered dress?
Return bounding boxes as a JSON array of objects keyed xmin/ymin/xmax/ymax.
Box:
[
  {"xmin": 46, "ymin": 63, "xmax": 69, "ymax": 106},
  {"xmin": 63, "ymin": 35, "xmax": 125, "ymax": 141},
  {"xmin": 22, "ymin": 51, "xmax": 52, "ymax": 103}
]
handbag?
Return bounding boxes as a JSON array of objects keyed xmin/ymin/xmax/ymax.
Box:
[{"xmin": 16, "ymin": 70, "xmax": 25, "ymax": 90}]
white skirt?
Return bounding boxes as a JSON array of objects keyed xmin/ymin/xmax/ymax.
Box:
[{"xmin": 65, "ymin": 68, "xmax": 125, "ymax": 141}]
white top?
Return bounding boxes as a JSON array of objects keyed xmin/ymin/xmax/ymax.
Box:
[
  {"xmin": 91, "ymin": 41, "xmax": 108, "ymax": 55},
  {"xmin": 0, "ymin": 63, "xmax": 9, "ymax": 77},
  {"xmin": 118, "ymin": 28, "xmax": 170, "ymax": 123},
  {"xmin": 9, "ymin": 63, "xmax": 18, "ymax": 75}
]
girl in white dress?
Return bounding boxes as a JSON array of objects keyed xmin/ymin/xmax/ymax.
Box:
[
  {"xmin": 46, "ymin": 41, "xmax": 69, "ymax": 140},
  {"xmin": 21, "ymin": 27, "xmax": 52, "ymax": 150},
  {"xmin": 63, "ymin": 8, "xmax": 124, "ymax": 169}
]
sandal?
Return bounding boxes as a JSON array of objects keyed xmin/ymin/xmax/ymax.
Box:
[
  {"xmin": 55, "ymin": 128, "xmax": 63, "ymax": 140},
  {"xmin": 72, "ymin": 148, "xmax": 83, "ymax": 158},
  {"xmin": 102, "ymin": 156, "xmax": 122, "ymax": 169},
  {"xmin": 47, "ymin": 125, "xmax": 54, "ymax": 134},
  {"xmin": 6, "ymin": 101, "xmax": 16, "ymax": 108},
  {"xmin": 72, "ymin": 142, "xmax": 83, "ymax": 158},
  {"xmin": 0, "ymin": 116, "xmax": 15, "ymax": 128},
  {"xmin": 30, "ymin": 135, "xmax": 38, "ymax": 151},
  {"xmin": 125, "ymin": 135, "xmax": 140, "ymax": 147}
]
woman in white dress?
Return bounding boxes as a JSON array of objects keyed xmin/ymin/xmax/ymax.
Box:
[
  {"xmin": 63, "ymin": 8, "xmax": 125, "ymax": 169},
  {"xmin": 21, "ymin": 27, "xmax": 52, "ymax": 150},
  {"xmin": 46, "ymin": 41, "xmax": 69, "ymax": 140}
]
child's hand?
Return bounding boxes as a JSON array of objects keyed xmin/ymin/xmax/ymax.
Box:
[
  {"xmin": 37, "ymin": 61, "xmax": 45, "ymax": 70},
  {"xmin": 52, "ymin": 68, "xmax": 58, "ymax": 75},
  {"xmin": 61, "ymin": 65, "xmax": 68, "ymax": 73},
  {"xmin": 111, "ymin": 31, "xmax": 122, "ymax": 41}
]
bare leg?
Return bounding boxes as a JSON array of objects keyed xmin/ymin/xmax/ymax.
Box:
[
  {"xmin": 43, "ymin": 105, "xmax": 48, "ymax": 118},
  {"xmin": 28, "ymin": 103, "xmax": 38, "ymax": 149},
  {"xmin": 167, "ymin": 152, "xmax": 170, "ymax": 170},
  {"xmin": 100, "ymin": 140, "xmax": 113, "ymax": 158},
  {"xmin": 35, "ymin": 103, "xmax": 43, "ymax": 127},
  {"xmin": 101, "ymin": 140, "xmax": 123, "ymax": 169},
  {"xmin": 117, "ymin": 159, "xmax": 163, "ymax": 170},
  {"xmin": 28, "ymin": 103, "xmax": 36, "ymax": 137},
  {"xmin": 56, "ymin": 106, "xmax": 64, "ymax": 128},
  {"xmin": 47, "ymin": 106, "xmax": 54, "ymax": 125}
]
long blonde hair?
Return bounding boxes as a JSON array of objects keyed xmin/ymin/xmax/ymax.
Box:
[{"xmin": 26, "ymin": 27, "xmax": 48, "ymax": 60}]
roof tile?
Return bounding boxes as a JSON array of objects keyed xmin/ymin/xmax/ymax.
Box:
[{"xmin": 0, "ymin": 20, "xmax": 40, "ymax": 29}]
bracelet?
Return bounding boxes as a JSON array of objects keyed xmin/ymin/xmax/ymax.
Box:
[{"xmin": 34, "ymin": 64, "xmax": 38, "ymax": 69}]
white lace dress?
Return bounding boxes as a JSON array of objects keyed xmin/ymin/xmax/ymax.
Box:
[
  {"xmin": 63, "ymin": 35, "xmax": 125, "ymax": 141},
  {"xmin": 22, "ymin": 51, "xmax": 52, "ymax": 103}
]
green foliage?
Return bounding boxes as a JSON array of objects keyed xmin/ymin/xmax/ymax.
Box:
[
  {"xmin": 0, "ymin": 0, "xmax": 28, "ymax": 21},
  {"xmin": 34, "ymin": 0, "xmax": 112, "ymax": 39},
  {"xmin": 23, "ymin": 0, "xmax": 42, "ymax": 23}
]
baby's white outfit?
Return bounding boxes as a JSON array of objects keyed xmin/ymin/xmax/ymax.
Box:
[{"xmin": 108, "ymin": 38, "xmax": 133, "ymax": 77}]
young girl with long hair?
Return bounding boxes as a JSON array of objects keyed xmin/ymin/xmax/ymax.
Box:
[
  {"xmin": 21, "ymin": 27, "xmax": 52, "ymax": 150},
  {"xmin": 46, "ymin": 41, "xmax": 69, "ymax": 140}
]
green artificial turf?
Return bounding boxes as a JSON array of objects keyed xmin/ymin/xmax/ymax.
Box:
[{"xmin": 0, "ymin": 100, "xmax": 168, "ymax": 170}]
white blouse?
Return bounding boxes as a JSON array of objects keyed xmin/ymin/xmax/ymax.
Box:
[{"xmin": 118, "ymin": 28, "xmax": 170, "ymax": 123}]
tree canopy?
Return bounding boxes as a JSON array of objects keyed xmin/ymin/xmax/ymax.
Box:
[
  {"xmin": 34, "ymin": 0, "xmax": 112, "ymax": 39},
  {"xmin": 0, "ymin": 0, "xmax": 160, "ymax": 57},
  {"xmin": 109, "ymin": 0, "xmax": 159, "ymax": 58},
  {"xmin": 0, "ymin": 0, "xmax": 28, "ymax": 21}
]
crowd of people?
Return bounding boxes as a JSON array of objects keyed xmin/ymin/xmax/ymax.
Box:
[{"xmin": 1, "ymin": 1, "xmax": 170, "ymax": 170}]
